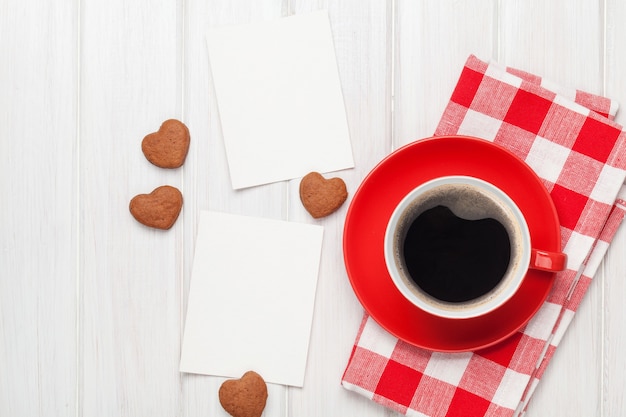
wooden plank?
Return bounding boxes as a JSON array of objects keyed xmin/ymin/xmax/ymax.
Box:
[
  {"xmin": 499, "ymin": 0, "xmax": 603, "ymax": 93},
  {"xmin": 499, "ymin": 1, "xmax": 605, "ymax": 416},
  {"xmin": 394, "ymin": 0, "xmax": 496, "ymax": 146},
  {"xmin": 286, "ymin": 1, "xmax": 393, "ymax": 416},
  {"xmin": 602, "ymin": 229, "xmax": 626, "ymax": 416},
  {"xmin": 391, "ymin": 1, "xmax": 607, "ymax": 415},
  {"xmin": 603, "ymin": 0, "xmax": 626, "ymax": 415},
  {"xmin": 180, "ymin": 1, "xmax": 288, "ymax": 416},
  {"xmin": 79, "ymin": 0, "xmax": 184, "ymax": 415},
  {"xmin": 0, "ymin": 1, "xmax": 79, "ymax": 416}
]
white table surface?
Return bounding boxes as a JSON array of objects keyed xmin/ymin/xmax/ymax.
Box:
[{"xmin": 2, "ymin": 1, "xmax": 626, "ymax": 416}]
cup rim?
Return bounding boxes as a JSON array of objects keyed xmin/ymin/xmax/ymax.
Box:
[{"xmin": 384, "ymin": 175, "xmax": 531, "ymax": 319}]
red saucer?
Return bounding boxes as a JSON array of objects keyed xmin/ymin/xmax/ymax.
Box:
[{"xmin": 343, "ymin": 136, "xmax": 561, "ymax": 352}]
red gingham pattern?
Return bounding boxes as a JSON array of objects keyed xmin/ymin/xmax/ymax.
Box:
[{"xmin": 342, "ymin": 55, "xmax": 626, "ymax": 417}]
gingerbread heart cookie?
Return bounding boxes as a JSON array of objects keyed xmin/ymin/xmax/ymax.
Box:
[
  {"xmin": 219, "ymin": 371, "xmax": 268, "ymax": 417},
  {"xmin": 129, "ymin": 185, "xmax": 183, "ymax": 230},
  {"xmin": 299, "ymin": 171, "xmax": 348, "ymax": 218},
  {"xmin": 141, "ymin": 119, "xmax": 190, "ymax": 168}
]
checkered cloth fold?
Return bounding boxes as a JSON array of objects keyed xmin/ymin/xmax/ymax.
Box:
[{"xmin": 341, "ymin": 55, "xmax": 626, "ymax": 417}]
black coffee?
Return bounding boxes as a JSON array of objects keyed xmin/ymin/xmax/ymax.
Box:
[{"xmin": 402, "ymin": 205, "xmax": 511, "ymax": 303}]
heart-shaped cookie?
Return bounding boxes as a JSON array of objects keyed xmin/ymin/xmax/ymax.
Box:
[
  {"xmin": 141, "ymin": 119, "xmax": 190, "ymax": 168},
  {"xmin": 218, "ymin": 371, "xmax": 268, "ymax": 417},
  {"xmin": 129, "ymin": 185, "xmax": 183, "ymax": 230},
  {"xmin": 299, "ymin": 171, "xmax": 348, "ymax": 218}
]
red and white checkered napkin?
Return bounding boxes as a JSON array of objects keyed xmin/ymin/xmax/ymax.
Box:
[{"xmin": 341, "ymin": 55, "xmax": 626, "ymax": 416}]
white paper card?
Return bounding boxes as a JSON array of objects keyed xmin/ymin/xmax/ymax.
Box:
[
  {"xmin": 180, "ymin": 211, "xmax": 324, "ymax": 387},
  {"xmin": 207, "ymin": 10, "xmax": 354, "ymax": 189}
]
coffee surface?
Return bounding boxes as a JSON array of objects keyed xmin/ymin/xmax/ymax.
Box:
[{"xmin": 403, "ymin": 205, "xmax": 511, "ymax": 302}]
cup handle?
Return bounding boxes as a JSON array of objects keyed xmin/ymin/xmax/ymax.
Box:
[{"xmin": 530, "ymin": 249, "xmax": 567, "ymax": 272}]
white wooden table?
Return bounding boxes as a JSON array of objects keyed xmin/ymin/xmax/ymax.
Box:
[{"xmin": 2, "ymin": 1, "xmax": 626, "ymax": 416}]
